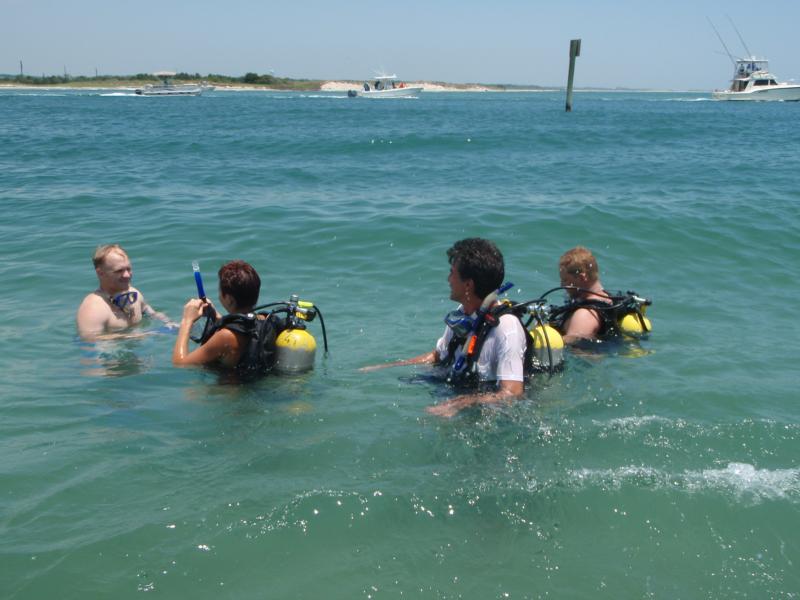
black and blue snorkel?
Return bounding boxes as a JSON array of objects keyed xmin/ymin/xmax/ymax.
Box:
[
  {"xmin": 190, "ymin": 260, "xmax": 219, "ymax": 343},
  {"xmin": 192, "ymin": 260, "xmax": 206, "ymax": 300}
]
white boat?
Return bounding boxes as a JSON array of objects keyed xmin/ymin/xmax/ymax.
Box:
[
  {"xmin": 135, "ymin": 71, "xmax": 204, "ymax": 96},
  {"xmin": 712, "ymin": 58, "xmax": 800, "ymax": 101},
  {"xmin": 348, "ymin": 75, "xmax": 422, "ymax": 98}
]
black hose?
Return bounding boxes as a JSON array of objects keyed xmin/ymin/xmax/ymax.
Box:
[
  {"xmin": 314, "ymin": 306, "xmax": 329, "ymax": 354},
  {"xmin": 532, "ymin": 311, "xmax": 555, "ymax": 377},
  {"xmin": 254, "ymin": 301, "xmax": 289, "ymax": 311}
]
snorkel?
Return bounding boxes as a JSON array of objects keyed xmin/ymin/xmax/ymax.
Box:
[
  {"xmin": 190, "ymin": 261, "xmax": 218, "ymax": 343},
  {"xmin": 450, "ymin": 281, "xmax": 513, "ymax": 378},
  {"xmin": 192, "ymin": 260, "xmax": 206, "ymax": 300}
]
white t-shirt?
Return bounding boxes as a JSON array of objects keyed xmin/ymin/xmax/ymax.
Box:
[{"xmin": 436, "ymin": 310, "xmax": 526, "ymax": 382}]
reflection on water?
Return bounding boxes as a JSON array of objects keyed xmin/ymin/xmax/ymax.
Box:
[
  {"xmin": 568, "ymin": 336, "xmax": 654, "ymax": 362},
  {"xmin": 76, "ymin": 324, "xmax": 177, "ymax": 377},
  {"xmin": 77, "ymin": 338, "xmax": 152, "ymax": 377},
  {"xmin": 178, "ymin": 366, "xmax": 319, "ymax": 418}
]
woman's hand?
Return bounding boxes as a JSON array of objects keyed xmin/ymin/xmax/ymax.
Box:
[{"xmin": 181, "ymin": 298, "xmax": 209, "ymax": 323}]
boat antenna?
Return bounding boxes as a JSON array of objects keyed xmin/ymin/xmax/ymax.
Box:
[
  {"xmin": 726, "ymin": 15, "xmax": 753, "ymax": 58},
  {"xmin": 707, "ymin": 17, "xmax": 735, "ymax": 65}
]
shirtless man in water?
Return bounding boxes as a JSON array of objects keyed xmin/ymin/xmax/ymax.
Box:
[
  {"xmin": 76, "ymin": 244, "xmax": 171, "ymax": 340},
  {"xmin": 558, "ymin": 246, "xmax": 613, "ymax": 344}
]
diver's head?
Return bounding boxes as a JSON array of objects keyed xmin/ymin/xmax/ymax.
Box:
[
  {"xmin": 447, "ymin": 238, "xmax": 504, "ymax": 306},
  {"xmin": 93, "ymin": 244, "xmax": 132, "ymax": 294},
  {"xmin": 559, "ymin": 246, "xmax": 599, "ymax": 298},
  {"xmin": 218, "ymin": 260, "xmax": 260, "ymax": 313}
]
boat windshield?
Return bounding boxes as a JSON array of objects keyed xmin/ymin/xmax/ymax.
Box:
[
  {"xmin": 371, "ymin": 76, "xmax": 399, "ymax": 91},
  {"xmin": 734, "ymin": 59, "xmax": 769, "ymax": 78}
]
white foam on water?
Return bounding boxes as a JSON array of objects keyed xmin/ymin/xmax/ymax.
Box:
[
  {"xmin": 688, "ymin": 462, "xmax": 800, "ymax": 501},
  {"xmin": 595, "ymin": 414, "xmax": 673, "ymax": 430},
  {"xmin": 566, "ymin": 462, "xmax": 800, "ymax": 503},
  {"xmin": 301, "ymin": 94, "xmax": 349, "ymax": 99},
  {"xmin": 650, "ymin": 97, "xmax": 714, "ymax": 102}
]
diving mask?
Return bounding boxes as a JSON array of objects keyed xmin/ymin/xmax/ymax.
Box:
[
  {"xmin": 112, "ymin": 290, "xmax": 138, "ymax": 310},
  {"xmin": 444, "ymin": 308, "xmax": 476, "ymax": 338}
]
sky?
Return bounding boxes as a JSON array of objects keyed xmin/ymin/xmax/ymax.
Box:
[{"xmin": 2, "ymin": 0, "xmax": 800, "ymax": 90}]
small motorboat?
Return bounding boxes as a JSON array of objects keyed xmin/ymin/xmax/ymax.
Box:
[
  {"xmin": 135, "ymin": 71, "xmax": 204, "ymax": 97},
  {"xmin": 348, "ymin": 74, "xmax": 422, "ymax": 98}
]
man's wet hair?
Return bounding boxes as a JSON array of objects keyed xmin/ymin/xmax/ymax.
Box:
[
  {"xmin": 218, "ymin": 260, "xmax": 261, "ymax": 310},
  {"xmin": 92, "ymin": 244, "xmax": 128, "ymax": 269},
  {"xmin": 447, "ymin": 238, "xmax": 505, "ymax": 299}
]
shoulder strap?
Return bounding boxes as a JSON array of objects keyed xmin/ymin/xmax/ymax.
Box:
[
  {"xmin": 446, "ymin": 302, "xmax": 509, "ymax": 384},
  {"xmin": 194, "ymin": 312, "xmax": 257, "ymax": 345},
  {"xmin": 550, "ymin": 291, "xmax": 645, "ymax": 336},
  {"xmin": 549, "ymin": 298, "xmax": 611, "ymax": 330}
]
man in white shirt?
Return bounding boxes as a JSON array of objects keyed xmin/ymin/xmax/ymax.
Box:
[{"xmin": 362, "ymin": 238, "xmax": 527, "ymax": 417}]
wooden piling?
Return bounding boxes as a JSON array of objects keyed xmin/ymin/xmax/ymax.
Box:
[{"xmin": 566, "ymin": 39, "xmax": 581, "ymax": 112}]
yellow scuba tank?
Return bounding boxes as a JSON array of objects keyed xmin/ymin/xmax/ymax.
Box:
[
  {"xmin": 275, "ymin": 327, "xmax": 317, "ymax": 373},
  {"xmin": 274, "ymin": 296, "xmax": 319, "ymax": 373},
  {"xmin": 618, "ymin": 304, "xmax": 652, "ymax": 338},
  {"xmin": 530, "ymin": 324, "xmax": 565, "ymax": 372}
]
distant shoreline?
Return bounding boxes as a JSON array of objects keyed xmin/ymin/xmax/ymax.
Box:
[
  {"xmin": 0, "ymin": 81, "xmax": 704, "ymax": 93},
  {"xmin": 0, "ymin": 80, "xmax": 553, "ymax": 93}
]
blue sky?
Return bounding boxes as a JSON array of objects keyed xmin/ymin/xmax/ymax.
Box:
[{"xmin": 2, "ymin": 0, "xmax": 799, "ymax": 89}]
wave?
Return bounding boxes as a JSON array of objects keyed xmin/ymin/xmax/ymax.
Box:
[
  {"xmin": 567, "ymin": 462, "xmax": 800, "ymax": 503},
  {"xmin": 300, "ymin": 94, "xmax": 349, "ymax": 99}
]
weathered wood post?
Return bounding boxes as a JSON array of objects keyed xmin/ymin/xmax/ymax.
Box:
[{"xmin": 566, "ymin": 39, "xmax": 581, "ymax": 112}]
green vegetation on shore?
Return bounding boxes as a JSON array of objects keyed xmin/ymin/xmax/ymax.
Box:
[
  {"xmin": 0, "ymin": 72, "xmax": 323, "ymax": 90},
  {"xmin": 0, "ymin": 71, "xmax": 560, "ymax": 91}
]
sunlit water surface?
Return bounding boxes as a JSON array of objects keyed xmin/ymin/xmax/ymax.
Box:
[{"xmin": 1, "ymin": 89, "xmax": 798, "ymax": 598}]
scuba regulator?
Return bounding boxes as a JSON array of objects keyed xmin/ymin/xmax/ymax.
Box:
[{"xmin": 253, "ymin": 294, "xmax": 329, "ymax": 373}]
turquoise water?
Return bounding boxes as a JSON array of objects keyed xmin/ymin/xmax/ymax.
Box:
[{"xmin": 1, "ymin": 88, "xmax": 799, "ymax": 598}]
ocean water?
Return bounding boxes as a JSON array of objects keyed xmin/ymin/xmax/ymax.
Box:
[{"xmin": 1, "ymin": 88, "xmax": 799, "ymax": 598}]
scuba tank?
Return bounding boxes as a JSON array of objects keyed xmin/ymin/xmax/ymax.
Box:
[
  {"xmin": 273, "ymin": 295, "xmax": 319, "ymax": 373},
  {"xmin": 521, "ymin": 300, "xmax": 565, "ymax": 374},
  {"xmin": 530, "ymin": 324, "xmax": 565, "ymax": 372},
  {"xmin": 617, "ymin": 293, "xmax": 652, "ymax": 338}
]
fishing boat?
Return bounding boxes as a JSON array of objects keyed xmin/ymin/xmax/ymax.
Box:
[
  {"xmin": 135, "ymin": 71, "xmax": 203, "ymax": 97},
  {"xmin": 712, "ymin": 58, "xmax": 800, "ymax": 101},
  {"xmin": 347, "ymin": 75, "xmax": 422, "ymax": 98},
  {"xmin": 709, "ymin": 19, "xmax": 800, "ymax": 101}
]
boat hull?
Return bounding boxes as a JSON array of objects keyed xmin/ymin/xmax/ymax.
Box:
[
  {"xmin": 135, "ymin": 86, "xmax": 204, "ymax": 97},
  {"xmin": 712, "ymin": 85, "xmax": 800, "ymax": 101},
  {"xmin": 350, "ymin": 86, "xmax": 423, "ymax": 98}
]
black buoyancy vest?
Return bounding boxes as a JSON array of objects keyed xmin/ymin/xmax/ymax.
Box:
[
  {"xmin": 549, "ymin": 291, "xmax": 648, "ymax": 338},
  {"xmin": 199, "ymin": 312, "xmax": 284, "ymax": 371},
  {"xmin": 441, "ymin": 302, "xmax": 532, "ymax": 385}
]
